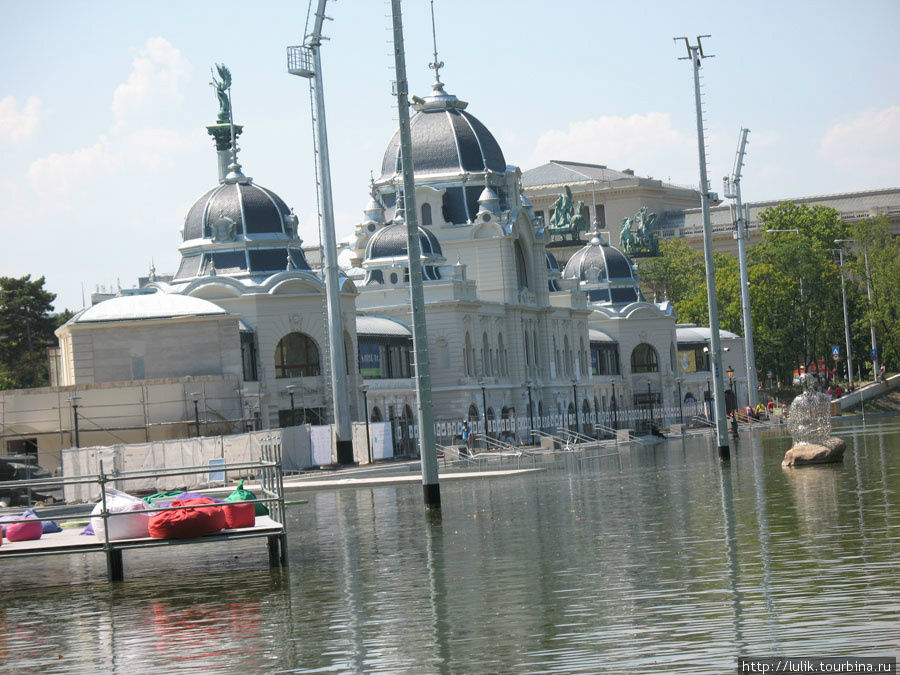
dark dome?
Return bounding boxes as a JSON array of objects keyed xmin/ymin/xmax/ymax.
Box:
[
  {"xmin": 563, "ymin": 240, "xmax": 636, "ymax": 283},
  {"xmin": 365, "ymin": 221, "xmax": 443, "ymax": 261},
  {"xmin": 379, "ymin": 107, "xmax": 506, "ymax": 179},
  {"xmin": 183, "ymin": 181, "xmax": 294, "ymax": 241}
]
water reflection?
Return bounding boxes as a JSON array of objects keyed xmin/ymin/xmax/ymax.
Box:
[{"xmin": 2, "ymin": 422, "xmax": 899, "ymax": 673}]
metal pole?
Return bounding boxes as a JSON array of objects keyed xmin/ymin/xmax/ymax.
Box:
[
  {"xmin": 863, "ymin": 248, "xmax": 878, "ymax": 380},
  {"xmin": 480, "ymin": 382, "xmax": 488, "ymax": 447},
  {"xmin": 836, "ymin": 248, "xmax": 854, "ymax": 389},
  {"xmin": 724, "ymin": 128, "xmax": 758, "ymax": 408},
  {"xmin": 611, "ymin": 381, "xmax": 618, "ymax": 430},
  {"xmin": 362, "ymin": 387, "xmax": 372, "ymax": 464},
  {"xmin": 306, "ymin": 0, "xmax": 352, "ymax": 450},
  {"xmin": 647, "ymin": 381, "xmax": 654, "ymax": 427},
  {"xmin": 572, "ymin": 382, "xmax": 579, "ymax": 433},
  {"xmin": 677, "ymin": 380, "xmax": 684, "ymax": 425},
  {"xmin": 526, "ymin": 383, "xmax": 535, "ymax": 445},
  {"xmin": 390, "ymin": 0, "xmax": 440, "ymax": 509},
  {"xmin": 289, "ymin": 392, "xmax": 296, "ymax": 427},
  {"xmin": 71, "ymin": 400, "xmax": 80, "ymax": 447},
  {"xmin": 678, "ymin": 36, "xmax": 730, "ymax": 458}
]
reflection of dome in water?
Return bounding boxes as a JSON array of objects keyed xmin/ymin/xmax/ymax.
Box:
[{"xmin": 562, "ymin": 233, "xmax": 642, "ymax": 304}]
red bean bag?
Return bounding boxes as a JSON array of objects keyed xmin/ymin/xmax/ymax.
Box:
[
  {"xmin": 223, "ymin": 502, "xmax": 255, "ymax": 529},
  {"xmin": 148, "ymin": 497, "xmax": 226, "ymax": 539},
  {"xmin": 5, "ymin": 517, "xmax": 43, "ymax": 542}
]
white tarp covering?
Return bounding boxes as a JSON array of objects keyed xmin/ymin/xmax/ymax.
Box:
[
  {"xmin": 281, "ymin": 425, "xmax": 311, "ymax": 471},
  {"xmin": 310, "ymin": 425, "xmax": 333, "ymax": 466},
  {"xmin": 370, "ymin": 421, "xmax": 393, "ymax": 460}
]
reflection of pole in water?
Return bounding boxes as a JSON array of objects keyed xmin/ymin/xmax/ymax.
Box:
[
  {"xmin": 717, "ymin": 455, "xmax": 745, "ymax": 651},
  {"xmin": 424, "ymin": 516, "xmax": 452, "ymax": 667},
  {"xmin": 335, "ymin": 491, "xmax": 367, "ymax": 670},
  {"xmin": 750, "ymin": 433, "xmax": 781, "ymax": 648},
  {"xmin": 851, "ymin": 427, "xmax": 867, "ymax": 542}
]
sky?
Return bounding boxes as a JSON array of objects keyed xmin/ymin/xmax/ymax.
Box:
[{"xmin": 2, "ymin": 0, "xmax": 898, "ymax": 312}]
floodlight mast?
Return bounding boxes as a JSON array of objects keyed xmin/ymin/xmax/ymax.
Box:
[
  {"xmin": 723, "ymin": 128, "xmax": 759, "ymax": 410},
  {"xmin": 287, "ymin": 0, "xmax": 352, "ymax": 455},
  {"xmin": 674, "ymin": 34, "xmax": 730, "ymax": 460}
]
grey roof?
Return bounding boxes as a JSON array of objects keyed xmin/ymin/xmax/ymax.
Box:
[
  {"xmin": 588, "ymin": 328, "xmax": 616, "ymax": 343},
  {"xmin": 364, "ymin": 221, "xmax": 443, "ymax": 261},
  {"xmin": 379, "ymin": 107, "xmax": 506, "ymax": 180},
  {"xmin": 183, "ymin": 181, "xmax": 294, "ymax": 240},
  {"xmin": 522, "ymin": 161, "xmax": 646, "ymax": 188},
  {"xmin": 74, "ymin": 293, "xmax": 227, "ymax": 323},
  {"xmin": 356, "ymin": 316, "xmax": 412, "ymax": 337},
  {"xmin": 676, "ymin": 325, "xmax": 741, "ymax": 342}
]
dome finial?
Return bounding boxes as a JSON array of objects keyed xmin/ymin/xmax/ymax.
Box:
[
  {"xmin": 149, "ymin": 259, "xmax": 157, "ymax": 281},
  {"xmin": 428, "ymin": 0, "xmax": 444, "ymax": 89}
]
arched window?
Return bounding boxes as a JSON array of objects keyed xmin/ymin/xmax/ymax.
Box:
[
  {"xmin": 523, "ymin": 329, "xmax": 531, "ymax": 371},
  {"xmin": 421, "ymin": 202, "xmax": 432, "ymax": 226},
  {"xmin": 371, "ymin": 406, "xmax": 383, "ymax": 422},
  {"xmin": 532, "ymin": 330, "xmax": 539, "ymax": 374},
  {"xmin": 563, "ymin": 335, "xmax": 572, "ymax": 376},
  {"xmin": 582, "ymin": 399, "xmax": 591, "ymax": 434},
  {"xmin": 579, "ymin": 337, "xmax": 587, "ymax": 376},
  {"xmin": 482, "ymin": 332, "xmax": 490, "ymax": 375},
  {"xmin": 498, "ymin": 333, "xmax": 508, "ymax": 376},
  {"xmin": 514, "ymin": 240, "xmax": 529, "ymax": 290},
  {"xmin": 464, "ymin": 332, "xmax": 474, "ymax": 376},
  {"xmin": 275, "ymin": 332, "xmax": 320, "ymax": 378},
  {"xmin": 631, "ymin": 343, "xmax": 659, "ymax": 373}
]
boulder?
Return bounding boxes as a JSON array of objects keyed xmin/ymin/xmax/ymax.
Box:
[{"xmin": 782, "ymin": 437, "xmax": 846, "ymax": 466}]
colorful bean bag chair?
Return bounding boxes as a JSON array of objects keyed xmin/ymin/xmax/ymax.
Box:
[
  {"xmin": 225, "ymin": 479, "xmax": 269, "ymax": 516},
  {"xmin": 91, "ymin": 489, "xmax": 152, "ymax": 541},
  {"xmin": 222, "ymin": 502, "xmax": 255, "ymax": 529},
  {"xmin": 1, "ymin": 509, "xmax": 61, "ymax": 536},
  {"xmin": 4, "ymin": 517, "xmax": 43, "ymax": 542},
  {"xmin": 148, "ymin": 497, "xmax": 226, "ymax": 539}
]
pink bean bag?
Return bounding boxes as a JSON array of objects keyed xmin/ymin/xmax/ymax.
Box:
[
  {"xmin": 5, "ymin": 518, "xmax": 43, "ymax": 542},
  {"xmin": 148, "ymin": 497, "xmax": 225, "ymax": 539}
]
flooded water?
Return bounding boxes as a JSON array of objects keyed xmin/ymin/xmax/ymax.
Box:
[{"xmin": 2, "ymin": 420, "xmax": 898, "ymax": 673}]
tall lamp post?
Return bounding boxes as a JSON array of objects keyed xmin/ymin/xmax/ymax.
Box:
[
  {"xmin": 525, "ymin": 381, "xmax": 535, "ymax": 446},
  {"xmin": 68, "ymin": 395, "xmax": 81, "ymax": 447},
  {"xmin": 480, "ymin": 381, "xmax": 488, "ymax": 447},
  {"xmin": 835, "ymin": 239, "xmax": 878, "ymax": 381},
  {"xmin": 676, "ymin": 379, "xmax": 684, "ymax": 426},
  {"xmin": 189, "ymin": 392, "xmax": 201, "ymax": 437},
  {"xmin": 611, "ymin": 381, "xmax": 618, "ymax": 430},
  {"xmin": 832, "ymin": 247, "xmax": 855, "ymax": 389},
  {"xmin": 285, "ymin": 384, "xmax": 297, "ymax": 427},
  {"xmin": 572, "ymin": 380, "xmax": 579, "ymax": 434},
  {"xmin": 647, "ymin": 381, "xmax": 654, "ymax": 428},
  {"xmin": 361, "ymin": 384, "xmax": 372, "ymax": 464}
]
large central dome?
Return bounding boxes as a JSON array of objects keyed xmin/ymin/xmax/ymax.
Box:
[{"xmin": 378, "ymin": 83, "xmax": 506, "ymax": 180}]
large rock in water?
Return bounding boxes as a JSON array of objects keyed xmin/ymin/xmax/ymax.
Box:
[{"xmin": 782, "ymin": 437, "xmax": 846, "ymax": 466}]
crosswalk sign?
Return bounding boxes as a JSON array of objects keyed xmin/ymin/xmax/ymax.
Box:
[{"xmin": 832, "ymin": 346, "xmax": 840, "ymax": 361}]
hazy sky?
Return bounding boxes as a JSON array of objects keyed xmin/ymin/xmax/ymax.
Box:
[{"xmin": 2, "ymin": 0, "xmax": 898, "ymax": 311}]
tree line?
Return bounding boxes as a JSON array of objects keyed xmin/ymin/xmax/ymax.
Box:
[
  {"xmin": 0, "ymin": 276, "xmax": 73, "ymax": 390},
  {"xmin": 638, "ymin": 202, "xmax": 898, "ymax": 387}
]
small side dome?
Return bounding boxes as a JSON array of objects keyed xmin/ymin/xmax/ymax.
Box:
[
  {"xmin": 562, "ymin": 236, "xmax": 642, "ymax": 305},
  {"xmin": 364, "ymin": 221, "xmax": 443, "ymax": 262}
]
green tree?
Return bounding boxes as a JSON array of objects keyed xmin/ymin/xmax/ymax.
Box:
[
  {"xmin": 0, "ymin": 275, "xmax": 61, "ymax": 389},
  {"xmin": 847, "ymin": 215, "xmax": 900, "ymax": 373}
]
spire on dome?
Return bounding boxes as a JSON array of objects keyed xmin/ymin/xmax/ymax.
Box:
[{"xmin": 428, "ymin": 0, "xmax": 444, "ymax": 88}]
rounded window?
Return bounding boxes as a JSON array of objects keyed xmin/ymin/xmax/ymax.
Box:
[{"xmin": 631, "ymin": 343, "xmax": 659, "ymax": 374}]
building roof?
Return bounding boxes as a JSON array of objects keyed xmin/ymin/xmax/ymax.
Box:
[
  {"xmin": 73, "ymin": 293, "xmax": 228, "ymax": 324},
  {"xmin": 378, "ymin": 83, "xmax": 506, "ymax": 180},
  {"xmin": 676, "ymin": 325, "xmax": 741, "ymax": 342},
  {"xmin": 588, "ymin": 328, "xmax": 616, "ymax": 343},
  {"xmin": 356, "ymin": 316, "xmax": 412, "ymax": 337},
  {"xmin": 364, "ymin": 221, "xmax": 443, "ymax": 261}
]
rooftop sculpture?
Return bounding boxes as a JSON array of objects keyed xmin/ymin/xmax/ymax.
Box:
[
  {"xmin": 548, "ymin": 186, "xmax": 588, "ymax": 242},
  {"xmin": 620, "ymin": 206, "xmax": 659, "ymax": 255}
]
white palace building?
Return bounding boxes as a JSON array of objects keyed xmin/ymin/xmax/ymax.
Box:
[{"xmin": 3, "ymin": 68, "xmax": 745, "ymax": 471}]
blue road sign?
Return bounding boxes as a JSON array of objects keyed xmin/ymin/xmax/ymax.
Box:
[
  {"xmin": 832, "ymin": 346, "xmax": 840, "ymax": 357},
  {"xmin": 870, "ymin": 348, "xmax": 878, "ymax": 359}
]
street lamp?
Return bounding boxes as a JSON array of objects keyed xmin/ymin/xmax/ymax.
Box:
[
  {"xmin": 189, "ymin": 392, "xmax": 201, "ymax": 437},
  {"xmin": 611, "ymin": 381, "xmax": 618, "ymax": 430},
  {"xmin": 360, "ymin": 384, "xmax": 372, "ymax": 464},
  {"xmin": 67, "ymin": 395, "xmax": 81, "ymax": 447},
  {"xmin": 479, "ymin": 380, "xmax": 488, "ymax": 447},
  {"xmin": 525, "ymin": 381, "xmax": 535, "ymax": 446},
  {"xmin": 676, "ymin": 379, "xmax": 684, "ymax": 426},
  {"xmin": 572, "ymin": 380, "xmax": 579, "ymax": 434},
  {"xmin": 285, "ymin": 384, "xmax": 297, "ymax": 427},
  {"xmin": 835, "ymin": 239, "xmax": 878, "ymax": 381}
]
